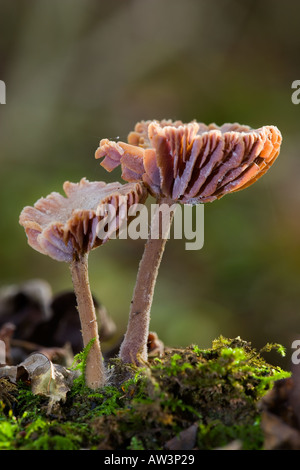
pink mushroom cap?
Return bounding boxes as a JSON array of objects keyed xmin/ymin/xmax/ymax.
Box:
[
  {"xmin": 19, "ymin": 178, "xmax": 147, "ymax": 263},
  {"xmin": 95, "ymin": 119, "xmax": 282, "ymax": 204}
]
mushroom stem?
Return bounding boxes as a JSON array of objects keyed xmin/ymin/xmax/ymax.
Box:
[
  {"xmin": 70, "ymin": 253, "xmax": 106, "ymax": 389},
  {"xmin": 119, "ymin": 198, "xmax": 175, "ymax": 365}
]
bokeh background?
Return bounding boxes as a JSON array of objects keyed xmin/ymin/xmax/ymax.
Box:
[{"xmin": 0, "ymin": 0, "xmax": 299, "ymax": 368}]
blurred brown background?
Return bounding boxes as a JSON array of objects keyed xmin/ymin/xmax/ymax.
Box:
[{"xmin": 0, "ymin": 0, "xmax": 299, "ymax": 368}]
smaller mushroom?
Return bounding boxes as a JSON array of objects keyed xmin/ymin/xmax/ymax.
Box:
[
  {"xmin": 96, "ymin": 120, "xmax": 282, "ymax": 365},
  {"xmin": 19, "ymin": 178, "xmax": 147, "ymax": 388}
]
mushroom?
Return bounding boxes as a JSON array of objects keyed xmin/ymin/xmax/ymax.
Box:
[
  {"xmin": 95, "ymin": 120, "xmax": 282, "ymax": 365},
  {"xmin": 19, "ymin": 178, "xmax": 147, "ymax": 387}
]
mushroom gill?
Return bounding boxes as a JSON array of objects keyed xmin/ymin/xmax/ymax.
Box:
[
  {"xmin": 96, "ymin": 120, "xmax": 282, "ymax": 204},
  {"xmin": 19, "ymin": 178, "xmax": 147, "ymax": 263}
]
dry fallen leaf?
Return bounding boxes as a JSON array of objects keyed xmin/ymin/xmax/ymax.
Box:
[
  {"xmin": 259, "ymin": 363, "xmax": 300, "ymax": 449},
  {"xmin": 165, "ymin": 423, "xmax": 198, "ymax": 450},
  {"xmin": 0, "ymin": 352, "xmax": 76, "ymax": 414}
]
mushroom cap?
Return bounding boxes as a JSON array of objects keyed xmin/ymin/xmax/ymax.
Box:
[
  {"xmin": 19, "ymin": 178, "xmax": 147, "ymax": 263},
  {"xmin": 95, "ymin": 119, "xmax": 282, "ymax": 204}
]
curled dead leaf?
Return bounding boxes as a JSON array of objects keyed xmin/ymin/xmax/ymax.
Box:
[{"xmin": 0, "ymin": 352, "xmax": 76, "ymax": 414}]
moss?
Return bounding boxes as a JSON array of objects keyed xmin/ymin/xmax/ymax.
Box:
[
  {"xmin": 0, "ymin": 378, "xmax": 18, "ymax": 410},
  {"xmin": 0, "ymin": 336, "xmax": 290, "ymax": 450},
  {"xmin": 197, "ymin": 419, "xmax": 264, "ymax": 450},
  {"xmin": 127, "ymin": 436, "xmax": 145, "ymax": 450}
]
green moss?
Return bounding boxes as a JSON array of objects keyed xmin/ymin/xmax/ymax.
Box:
[
  {"xmin": 0, "ymin": 406, "xmax": 19, "ymax": 450},
  {"xmin": 127, "ymin": 436, "xmax": 145, "ymax": 450},
  {"xmin": 69, "ymin": 338, "xmax": 96, "ymax": 394},
  {"xmin": 197, "ymin": 419, "xmax": 264, "ymax": 450},
  {"xmin": 0, "ymin": 336, "xmax": 291, "ymax": 450},
  {"xmin": 20, "ymin": 419, "xmax": 90, "ymax": 450}
]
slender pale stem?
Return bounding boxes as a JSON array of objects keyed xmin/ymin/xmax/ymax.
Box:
[
  {"xmin": 119, "ymin": 198, "xmax": 175, "ymax": 365},
  {"xmin": 70, "ymin": 253, "xmax": 106, "ymax": 389}
]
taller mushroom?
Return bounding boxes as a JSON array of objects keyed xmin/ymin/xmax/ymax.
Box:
[
  {"xmin": 95, "ymin": 120, "xmax": 282, "ymax": 365},
  {"xmin": 19, "ymin": 178, "xmax": 147, "ymax": 388}
]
